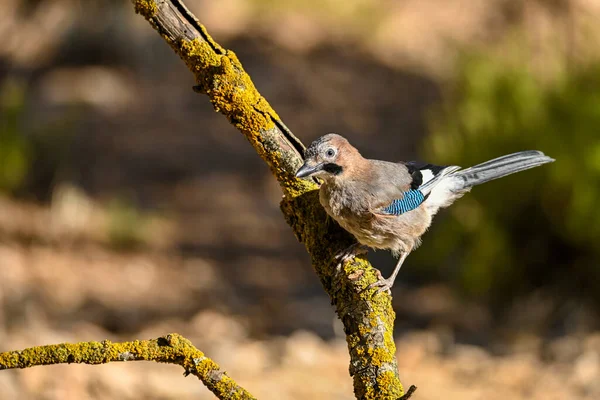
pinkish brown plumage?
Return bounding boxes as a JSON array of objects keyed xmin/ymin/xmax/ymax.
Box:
[{"xmin": 296, "ymin": 133, "xmax": 554, "ymax": 293}]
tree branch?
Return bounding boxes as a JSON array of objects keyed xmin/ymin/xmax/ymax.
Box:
[
  {"xmin": 0, "ymin": 333, "xmax": 256, "ymax": 400},
  {"xmin": 0, "ymin": 2, "xmax": 408, "ymax": 399},
  {"xmin": 133, "ymin": 0, "xmax": 310, "ymax": 198},
  {"xmin": 131, "ymin": 1, "xmax": 405, "ymax": 398}
]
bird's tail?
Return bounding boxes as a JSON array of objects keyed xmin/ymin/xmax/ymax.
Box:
[
  {"xmin": 423, "ymin": 150, "xmax": 554, "ymax": 215},
  {"xmin": 453, "ymin": 150, "xmax": 555, "ymax": 189}
]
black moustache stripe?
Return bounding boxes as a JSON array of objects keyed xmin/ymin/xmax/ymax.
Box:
[{"xmin": 323, "ymin": 163, "xmax": 343, "ymax": 175}]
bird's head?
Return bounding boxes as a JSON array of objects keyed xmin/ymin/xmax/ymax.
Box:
[{"xmin": 295, "ymin": 133, "xmax": 360, "ymax": 181}]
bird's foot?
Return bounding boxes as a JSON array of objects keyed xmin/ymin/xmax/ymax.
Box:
[
  {"xmin": 368, "ymin": 277, "xmax": 394, "ymax": 295},
  {"xmin": 334, "ymin": 243, "xmax": 368, "ymax": 272}
]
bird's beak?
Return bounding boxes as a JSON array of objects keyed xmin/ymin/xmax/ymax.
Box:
[{"xmin": 295, "ymin": 161, "xmax": 322, "ymax": 178}]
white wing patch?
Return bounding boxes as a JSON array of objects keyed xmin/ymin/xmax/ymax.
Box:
[
  {"xmin": 420, "ymin": 169, "xmax": 435, "ymax": 184},
  {"xmin": 421, "ymin": 166, "xmax": 469, "ymax": 216},
  {"xmin": 418, "ymin": 165, "xmax": 461, "ymax": 195},
  {"xmin": 405, "ymin": 162, "xmax": 466, "ymax": 216}
]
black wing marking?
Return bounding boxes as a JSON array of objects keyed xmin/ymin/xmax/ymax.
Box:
[
  {"xmin": 405, "ymin": 163, "xmax": 422, "ymax": 190},
  {"xmin": 405, "ymin": 161, "xmax": 448, "ymax": 187}
]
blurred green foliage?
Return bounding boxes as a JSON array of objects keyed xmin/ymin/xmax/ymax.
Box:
[
  {"xmin": 0, "ymin": 79, "xmax": 31, "ymax": 193},
  {"xmin": 0, "ymin": 77, "xmax": 79, "ymax": 200},
  {"xmin": 106, "ymin": 197, "xmax": 148, "ymax": 250},
  {"xmin": 418, "ymin": 51, "xmax": 600, "ymax": 307}
]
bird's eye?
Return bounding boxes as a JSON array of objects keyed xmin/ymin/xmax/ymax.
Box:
[{"xmin": 325, "ymin": 148, "xmax": 336, "ymax": 158}]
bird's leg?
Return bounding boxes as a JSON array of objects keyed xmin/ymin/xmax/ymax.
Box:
[
  {"xmin": 369, "ymin": 251, "xmax": 410, "ymax": 294},
  {"xmin": 333, "ymin": 243, "xmax": 369, "ymax": 272}
]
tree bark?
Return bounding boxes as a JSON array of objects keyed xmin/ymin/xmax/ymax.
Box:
[
  {"xmin": 130, "ymin": 1, "xmax": 406, "ymax": 398},
  {"xmin": 0, "ymin": 1, "xmax": 408, "ymax": 399},
  {"xmin": 0, "ymin": 334, "xmax": 256, "ymax": 400}
]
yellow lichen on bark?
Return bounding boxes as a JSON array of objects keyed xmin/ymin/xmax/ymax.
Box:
[
  {"xmin": 269, "ymin": 150, "xmax": 319, "ymax": 197},
  {"xmin": 179, "ymin": 40, "xmax": 276, "ymax": 132},
  {"xmin": 172, "ymin": 32, "xmax": 405, "ymax": 396},
  {"xmin": 129, "ymin": 2, "xmax": 406, "ymax": 398},
  {"xmin": 3, "ymin": 1, "xmax": 408, "ymax": 399},
  {"xmin": 0, "ymin": 334, "xmax": 257, "ymax": 400},
  {"xmin": 176, "ymin": 38, "xmax": 314, "ymax": 197},
  {"xmin": 133, "ymin": 0, "xmax": 157, "ymax": 19},
  {"xmin": 132, "ymin": 0, "xmax": 310, "ymax": 197},
  {"xmin": 281, "ymin": 191, "xmax": 404, "ymax": 399}
]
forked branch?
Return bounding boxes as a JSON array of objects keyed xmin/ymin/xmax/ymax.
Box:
[{"xmin": 0, "ymin": 1, "xmax": 409, "ymax": 399}]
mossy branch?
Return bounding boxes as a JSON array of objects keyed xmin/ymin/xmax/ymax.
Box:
[
  {"xmin": 0, "ymin": 333, "xmax": 256, "ymax": 400},
  {"xmin": 132, "ymin": 1, "xmax": 406, "ymax": 398},
  {"xmin": 133, "ymin": 0, "xmax": 311, "ymax": 198},
  {"xmin": 0, "ymin": 1, "xmax": 408, "ymax": 399}
]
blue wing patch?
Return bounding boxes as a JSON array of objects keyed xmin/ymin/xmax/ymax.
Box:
[{"xmin": 380, "ymin": 189, "xmax": 425, "ymax": 215}]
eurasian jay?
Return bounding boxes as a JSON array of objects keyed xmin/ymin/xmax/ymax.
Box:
[{"xmin": 295, "ymin": 133, "xmax": 554, "ymax": 293}]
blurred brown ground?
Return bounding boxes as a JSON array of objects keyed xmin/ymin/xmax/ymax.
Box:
[{"xmin": 0, "ymin": 0, "xmax": 599, "ymax": 399}]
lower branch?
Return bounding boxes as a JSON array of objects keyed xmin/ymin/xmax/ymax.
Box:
[
  {"xmin": 131, "ymin": 1, "xmax": 406, "ymax": 398},
  {"xmin": 0, "ymin": 333, "xmax": 256, "ymax": 400}
]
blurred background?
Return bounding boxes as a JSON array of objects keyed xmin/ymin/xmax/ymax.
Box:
[{"xmin": 0, "ymin": 0, "xmax": 599, "ymax": 399}]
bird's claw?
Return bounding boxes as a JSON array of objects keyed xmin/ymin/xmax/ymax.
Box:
[
  {"xmin": 334, "ymin": 251, "xmax": 355, "ymax": 273},
  {"xmin": 368, "ymin": 278, "xmax": 393, "ymax": 295},
  {"xmin": 334, "ymin": 244, "xmax": 368, "ymax": 272}
]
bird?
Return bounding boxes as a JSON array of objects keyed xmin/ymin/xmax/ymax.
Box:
[{"xmin": 295, "ymin": 133, "xmax": 554, "ymax": 293}]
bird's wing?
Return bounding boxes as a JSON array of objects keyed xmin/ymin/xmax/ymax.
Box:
[
  {"xmin": 374, "ymin": 162, "xmax": 461, "ymax": 216},
  {"xmin": 411, "ymin": 162, "xmax": 461, "ymax": 196}
]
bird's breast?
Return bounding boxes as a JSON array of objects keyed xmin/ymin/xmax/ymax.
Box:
[{"xmin": 319, "ymin": 182, "xmax": 430, "ymax": 254}]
